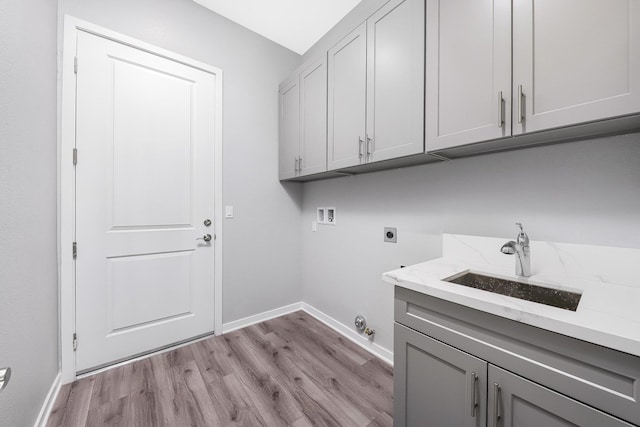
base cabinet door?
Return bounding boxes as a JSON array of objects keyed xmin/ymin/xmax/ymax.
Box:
[
  {"xmin": 394, "ymin": 323, "xmax": 487, "ymax": 427},
  {"xmin": 488, "ymin": 365, "xmax": 634, "ymax": 427}
]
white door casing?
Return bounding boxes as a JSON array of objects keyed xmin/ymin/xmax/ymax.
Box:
[{"xmin": 60, "ymin": 17, "xmax": 223, "ymax": 380}]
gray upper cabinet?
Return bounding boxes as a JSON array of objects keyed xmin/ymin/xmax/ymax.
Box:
[
  {"xmin": 299, "ymin": 56, "xmax": 328, "ymax": 176},
  {"xmin": 278, "ymin": 76, "xmax": 299, "ymax": 180},
  {"xmin": 425, "ymin": 0, "xmax": 512, "ymax": 151},
  {"xmin": 488, "ymin": 365, "xmax": 634, "ymax": 427},
  {"xmin": 328, "ymin": 0, "xmax": 424, "ymax": 170},
  {"xmin": 327, "ymin": 22, "xmax": 367, "ymax": 170},
  {"xmin": 279, "ymin": 56, "xmax": 328, "ymax": 180},
  {"xmin": 366, "ymin": 0, "xmax": 425, "ymax": 163},
  {"xmin": 427, "ymin": 0, "xmax": 640, "ymax": 152},
  {"xmin": 512, "ymin": 0, "xmax": 640, "ymax": 135}
]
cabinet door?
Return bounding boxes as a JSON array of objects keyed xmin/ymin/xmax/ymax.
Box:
[
  {"xmin": 394, "ymin": 323, "xmax": 487, "ymax": 427},
  {"xmin": 425, "ymin": 0, "xmax": 511, "ymax": 151},
  {"xmin": 488, "ymin": 365, "xmax": 634, "ymax": 427},
  {"xmin": 366, "ymin": 0, "xmax": 425, "ymax": 162},
  {"xmin": 327, "ymin": 22, "xmax": 367, "ymax": 170},
  {"xmin": 513, "ymin": 0, "xmax": 640, "ymax": 135},
  {"xmin": 299, "ymin": 56, "xmax": 327, "ymax": 176},
  {"xmin": 279, "ymin": 77, "xmax": 299, "ymax": 179}
]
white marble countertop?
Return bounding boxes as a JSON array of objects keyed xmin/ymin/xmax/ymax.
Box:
[{"xmin": 383, "ymin": 234, "xmax": 640, "ymax": 358}]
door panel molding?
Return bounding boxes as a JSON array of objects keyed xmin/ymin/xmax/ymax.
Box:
[{"xmin": 59, "ymin": 15, "xmax": 223, "ymax": 383}]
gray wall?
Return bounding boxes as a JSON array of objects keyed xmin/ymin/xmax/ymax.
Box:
[
  {"xmin": 0, "ymin": 0, "xmax": 60, "ymax": 425},
  {"xmin": 301, "ymin": 134, "xmax": 640, "ymax": 352},
  {"xmin": 58, "ymin": 0, "xmax": 304, "ymax": 324}
]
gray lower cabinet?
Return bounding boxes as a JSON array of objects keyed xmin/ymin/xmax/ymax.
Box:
[
  {"xmin": 488, "ymin": 365, "xmax": 634, "ymax": 427},
  {"xmin": 394, "ymin": 324, "xmax": 487, "ymax": 427},
  {"xmin": 394, "ymin": 287, "xmax": 640, "ymax": 427}
]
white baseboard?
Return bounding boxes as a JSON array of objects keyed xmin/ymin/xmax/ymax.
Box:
[
  {"xmin": 221, "ymin": 302, "xmax": 303, "ymax": 334},
  {"xmin": 301, "ymin": 303, "xmax": 394, "ymax": 365},
  {"xmin": 34, "ymin": 372, "xmax": 62, "ymax": 427},
  {"xmin": 221, "ymin": 301, "xmax": 394, "ymax": 365}
]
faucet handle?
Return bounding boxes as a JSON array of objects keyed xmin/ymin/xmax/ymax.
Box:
[{"xmin": 515, "ymin": 222, "xmax": 529, "ymax": 245}]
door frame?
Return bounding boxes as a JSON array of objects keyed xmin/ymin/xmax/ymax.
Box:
[{"xmin": 59, "ymin": 16, "xmax": 224, "ymax": 383}]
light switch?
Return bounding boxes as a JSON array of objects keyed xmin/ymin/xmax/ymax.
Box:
[{"xmin": 225, "ymin": 206, "xmax": 233, "ymax": 218}]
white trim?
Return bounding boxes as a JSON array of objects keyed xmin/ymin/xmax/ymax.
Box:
[
  {"xmin": 34, "ymin": 372, "xmax": 62, "ymax": 427},
  {"xmin": 222, "ymin": 302, "xmax": 394, "ymax": 365},
  {"xmin": 58, "ymin": 15, "xmax": 224, "ymax": 383},
  {"xmin": 301, "ymin": 303, "xmax": 394, "ymax": 365},
  {"xmin": 222, "ymin": 302, "xmax": 304, "ymax": 334}
]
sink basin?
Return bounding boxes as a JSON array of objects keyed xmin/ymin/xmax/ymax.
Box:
[{"xmin": 444, "ymin": 272, "xmax": 581, "ymax": 311}]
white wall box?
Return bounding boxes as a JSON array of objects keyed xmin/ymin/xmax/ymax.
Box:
[
  {"xmin": 279, "ymin": 55, "xmax": 328, "ymax": 180},
  {"xmin": 327, "ymin": 0, "xmax": 425, "ymax": 170},
  {"xmin": 394, "ymin": 287, "xmax": 640, "ymax": 426},
  {"xmin": 427, "ymin": 0, "xmax": 640, "ymax": 157}
]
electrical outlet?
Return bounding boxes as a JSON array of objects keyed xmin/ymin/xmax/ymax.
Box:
[{"xmin": 384, "ymin": 227, "xmax": 397, "ymax": 243}]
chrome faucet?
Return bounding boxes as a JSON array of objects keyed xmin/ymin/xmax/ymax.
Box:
[{"xmin": 501, "ymin": 223, "xmax": 531, "ymax": 277}]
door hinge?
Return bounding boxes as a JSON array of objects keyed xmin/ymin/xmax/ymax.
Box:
[
  {"xmin": 73, "ymin": 148, "xmax": 77, "ymax": 165},
  {"xmin": 72, "ymin": 333, "xmax": 78, "ymax": 351},
  {"xmin": 74, "ymin": 56, "xmax": 78, "ymax": 74},
  {"xmin": 72, "ymin": 241, "xmax": 77, "ymax": 259}
]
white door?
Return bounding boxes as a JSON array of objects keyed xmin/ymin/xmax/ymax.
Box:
[
  {"xmin": 74, "ymin": 31, "xmax": 217, "ymax": 372},
  {"xmin": 425, "ymin": 0, "xmax": 511, "ymax": 151},
  {"xmin": 367, "ymin": 0, "xmax": 425, "ymax": 162},
  {"xmin": 327, "ymin": 22, "xmax": 367, "ymax": 170},
  {"xmin": 513, "ymin": 0, "xmax": 640, "ymax": 135}
]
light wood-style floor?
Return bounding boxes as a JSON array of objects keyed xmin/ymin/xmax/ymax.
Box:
[{"xmin": 47, "ymin": 311, "xmax": 393, "ymax": 426}]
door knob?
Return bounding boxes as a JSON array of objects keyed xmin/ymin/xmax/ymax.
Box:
[{"xmin": 197, "ymin": 234, "xmax": 212, "ymax": 242}]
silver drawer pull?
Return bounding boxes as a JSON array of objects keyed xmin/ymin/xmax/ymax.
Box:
[
  {"xmin": 517, "ymin": 85, "xmax": 524, "ymax": 124},
  {"xmin": 0, "ymin": 367, "xmax": 11, "ymax": 393},
  {"xmin": 471, "ymin": 372, "xmax": 478, "ymax": 417},
  {"xmin": 497, "ymin": 91, "xmax": 504, "ymax": 128},
  {"xmin": 493, "ymin": 382, "xmax": 501, "ymax": 427}
]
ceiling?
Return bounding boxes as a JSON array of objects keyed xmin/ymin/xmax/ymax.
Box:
[{"xmin": 193, "ymin": 0, "xmax": 362, "ymax": 55}]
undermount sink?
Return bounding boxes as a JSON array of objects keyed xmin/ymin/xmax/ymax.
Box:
[{"xmin": 444, "ymin": 272, "xmax": 582, "ymax": 311}]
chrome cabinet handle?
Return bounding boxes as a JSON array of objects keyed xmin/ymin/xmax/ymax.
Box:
[
  {"xmin": 358, "ymin": 136, "xmax": 364, "ymax": 158},
  {"xmin": 298, "ymin": 156, "xmax": 302, "ymax": 172},
  {"xmin": 294, "ymin": 157, "xmax": 299, "ymax": 173},
  {"xmin": 517, "ymin": 85, "xmax": 524, "ymax": 124},
  {"xmin": 497, "ymin": 91, "xmax": 504, "ymax": 128},
  {"xmin": 197, "ymin": 234, "xmax": 212, "ymax": 242},
  {"xmin": 471, "ymin": 372, "xmax": 478, "ymax": 417},
  {"xmin": 493, "ymin": 382, "xmax": 501, "ymax": 427},
  {"xmin": 366, "ymin": 135, "xmax": 372, "ymax": 157},
  {"xmin": 0, "ymin": 367, "xmax": 11, "ymax": 393}
]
